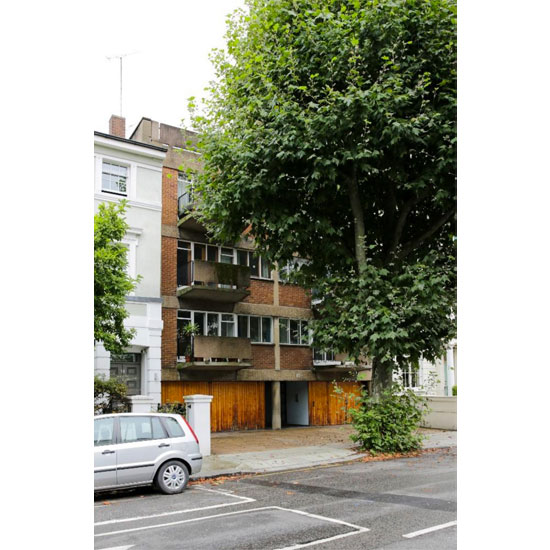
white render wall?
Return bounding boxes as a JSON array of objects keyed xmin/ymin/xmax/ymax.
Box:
[
  {"xmin": 422, "ymin": 396, "xmax": 457, "ymax": 430},
  {"xmin": 94, "ymin": 134, "xmax": 165, "ymax": 408}
]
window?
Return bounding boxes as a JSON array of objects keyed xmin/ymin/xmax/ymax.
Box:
[
  {"xmin": 94, "ymin": 417, "xmax": 115, "ymax": 447},
  {"xmin": 177, "ymin": 310, "xmax": 191, "ymax": 357},
  {"xmin": 177, "ymin": 241, "xmax": 191, "ymax": 287},
  {"xmin": 313, "ymin": 349, "xmax": 336, "ymax": 362},
  {"xmin": 221, "ymin": 314, "xmax": 235, "ymax": 337},
  {"xmin": 279, "ymin": 318, "xmax": 311, "ymax": 345},
  {"xmin": 279, "ymin": 318, "xmax": 289, "ymax": 344},
  {"xmin": 179, "ymin": 310, "xmax": 275, "ymax": 340},
  {"xmin": 207, "ymin": 313, "xmax": 219, "ymax": 336},
  {"xmin": 102, "ymin": 161, "xmax": 128, "ymax": 195},
  {"xmin": 235, "ymin": 250, "xmax": 271, "ymax": 279},
  {"xmin": 164, "ymin": 417, "xmax": 185, "ymax": 438},
  {"xmin": 279, "ymin": 257, "xmax": 307, "ymax": 284},
  {"xmin": 220, "ymin": 248, "xmax": 234, "ymax": 264},
  {"xmin": 207, "ymin": 245, "xmax": 218, "ymax": 262},
  {"xmin": 237, "ymin": 315, "xmax": 273, "ymax": 343},
  {"xmin": 177, "ymin": 172, "xmax": 193, "ymax": 214},
  {"xmin": 400, "ymin": 368, "xmax": 419, "ymax": 389},
  {"xmin": 119, "ymin": 416, "xmax": 162, "ymax": 443}
]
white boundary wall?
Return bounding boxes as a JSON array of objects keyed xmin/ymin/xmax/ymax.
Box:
[{"xmin": 422, "ymin": 396, "xmax": 457, "ymax": 430}]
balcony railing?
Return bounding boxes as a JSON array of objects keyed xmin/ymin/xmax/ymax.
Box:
[
  {"xmin": 177, "ymin": 260, "xmax": 251, "ymax": 303},
  {"xmin": 178, "ymin": 335, "xmax": 252, "ymax": 370}
]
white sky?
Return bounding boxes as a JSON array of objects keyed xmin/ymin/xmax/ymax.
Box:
[{"xmin": 93, "ymin": 0, "xmax": 246, "ymax": 136}]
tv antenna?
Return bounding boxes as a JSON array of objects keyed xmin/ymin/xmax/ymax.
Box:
[{"xmin": 106, "ymin": 51, "xmax": 139, "ymax": 117}]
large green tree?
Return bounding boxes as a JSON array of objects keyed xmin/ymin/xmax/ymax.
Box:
[
  {"xmin": 191, "ymin": 0, "xmax": 456, "ymax": 393},
  {"xmin": 94, "ymin": 201, "xmax": 137, "ymax": 354}
]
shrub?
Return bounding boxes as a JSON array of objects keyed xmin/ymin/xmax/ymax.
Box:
[
  {"xmin": 94, "ymin": 375, "xmax": 130, "ymax": 414},
  {"xmin": 349, "ymin": 384, "xmax": 429, "ymax": 454},
  {"xmin": 452, "ymin": 384, "xmax": 457, "ymax": 396},
  {"xmin": 157, "ymin": 402, "xmax": 187, "ymax": 416}
]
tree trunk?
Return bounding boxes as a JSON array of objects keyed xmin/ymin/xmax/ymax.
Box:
[
  {"xmin": 346, "ymin": 167, "xmax": 367, "ymax": 274},
  {"xmin": 371, "ymin": 359, "xmax": 393, "ymax": 398}
]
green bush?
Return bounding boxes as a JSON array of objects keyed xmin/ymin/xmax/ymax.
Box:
[
  {"xmin": 94, "ymin": 375, "xmax": 130, "ymax": 414},
  {"xmin": 452, "ymin": 385, "xmax": 457, "ymax": 396},
  {"xmin": 349, "ymin": 384, "xmax": 429, "ymax": 454},
  {"xmin": 157, "ymin": 402, "xmax": 187, "ymax": 416}
]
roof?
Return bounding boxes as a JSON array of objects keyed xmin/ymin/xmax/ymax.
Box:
[{"xmin": 94, "ymin": 131, "xmax": 168, "ymax": 152}]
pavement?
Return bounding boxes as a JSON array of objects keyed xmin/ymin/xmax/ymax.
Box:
[{"xmin": 191, "ymin": 426, "xmax": 457, "ymax": 480}]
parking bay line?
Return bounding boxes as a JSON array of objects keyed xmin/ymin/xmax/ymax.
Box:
[
  {"xmin": 402, "ymin": 520, "xmax": 457, "ymax": 538},
  {"xmin": 95, "ymin": 505, "xmax": 370, "ymax": 548},
  {"xmin": 95, "ymin": 487, "xmax": 255, "ymax": 527}
]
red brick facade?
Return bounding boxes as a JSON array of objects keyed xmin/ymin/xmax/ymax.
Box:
[
  {"xmin": 279, "ymin": 284, "xmax": 311, "ymax": 309},
  {"xmin": 280, "ymin": 346, "xmax": 313, "ymax": 369},
  {"xmin": 243, "ymin": 279, "xmax": 274, "ymax": 305},
  {"xmin": 162, "ymin": 168, "xmax": 178, "ymax": 227},
  {"xmin": 161, "ymin": 236, "xmax": 177, "ymax": 297},
  {"xmin": 251, "ymin": 345, "xmax": 276, "ymax": 369},
  {"xmin": 162, "ymin": 308, "xmax": 178, "ymax": 368}
]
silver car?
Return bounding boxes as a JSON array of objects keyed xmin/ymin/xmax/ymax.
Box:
[{"xmin": 94, "ymin": 413, "xmax": 202, "ymax": 494}]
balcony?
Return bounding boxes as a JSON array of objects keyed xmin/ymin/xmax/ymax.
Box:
[
  {"xmin": 177, "ymin": 192, "xmax": 205, "ymax": 231},
  {"xmin": 177, "ymin": 260, "xmax": 250, "ymax": 303},
  {"xmin": 177, "ymin": 335, "xmax": 252, "ymax": 371}
]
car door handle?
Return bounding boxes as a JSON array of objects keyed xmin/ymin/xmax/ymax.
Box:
[
  {"xmin": 102, "ymin": 449, "xmax": 115, "ymax": 455},
  {"xmin": 158, "ymin": 443, "xmax": 170, "ymax": 448}
]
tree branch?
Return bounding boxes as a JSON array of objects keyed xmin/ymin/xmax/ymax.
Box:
[
  {"xmin": 396, "ymin": 206, "xmax": 456, "ymax": 261},
  {"xmin": 387, "ymin": 196, "xmax": 417, "ymax": 257}
]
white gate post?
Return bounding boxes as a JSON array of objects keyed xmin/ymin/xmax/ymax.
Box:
[{"xmin": 183, "ymin": 394, "xmax": 214, "ymax": 456}]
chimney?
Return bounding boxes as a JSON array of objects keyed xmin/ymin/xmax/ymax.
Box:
[{"xmin": 109, "ymin": 115, "xmax": 126, "ymax": 138}]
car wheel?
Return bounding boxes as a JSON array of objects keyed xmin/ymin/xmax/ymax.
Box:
[{"xmin": 155, "ymin": 460, "xmax": 190, "ymax": 494}]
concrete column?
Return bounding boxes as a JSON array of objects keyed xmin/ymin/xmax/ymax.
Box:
[
  {"xmin": 129, "ymin": 395, "xmax": 156, "ymax": 413},
  {"xmin": 271, "ymin": 381, "xmax": 282, "ymax": 430},
  {"xmin": 446, "ymin": 347, "xmax": 455, "ymax": 395},
  {"xmin": 184, "ymin": 394, "xmax": 214, "ymax": 456}
]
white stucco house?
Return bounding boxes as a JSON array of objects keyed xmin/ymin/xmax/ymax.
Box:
[
  {"xmin": 398, "ymin": 340, "xmax": 457, "ymax": 397},
  {"xmin": 94, "ymin": 116, "xmax": 167, "ymax": 411}
]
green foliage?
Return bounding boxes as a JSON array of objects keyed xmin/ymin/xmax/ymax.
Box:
[
  {"xmin": 94, "ymin": 201, "xmax": 139, "ymax": 354},
  {"xmin": 157, "ymin": 402, "xmax": 187, "ymax": 416},
  {"xmin": 312, "ymin": 251, "xmax": 456, "ymax": 369},
  {"xmin": 452, "ymin": 384, "xmax": 457, "ymax": 396},
  {"xmin": 349, "ymin": 384, "xmax": 429, "ymax": 453},
  {"xmin": 94, "ymin": 375, "xmax": 130, "ymax": 414},
  {"xmin": 191, "ymin": 0, "xmax": 456, "ymax": 391}
]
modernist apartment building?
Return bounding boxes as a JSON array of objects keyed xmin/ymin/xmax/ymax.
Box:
[
  {"xmin": 130, "ymin": 118, "xmax": 368, "ymax": 431},
  {"xmin": 94, "ymin": 116, "xmax": 167, "ymax": 411}
]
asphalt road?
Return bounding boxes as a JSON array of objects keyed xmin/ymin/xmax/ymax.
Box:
[{"xmin": 94, "ymin": 447, "xmax": 457, "ymax": 550}]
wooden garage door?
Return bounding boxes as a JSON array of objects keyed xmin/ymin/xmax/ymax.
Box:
[
  {"xmin": 161, "ymin": 381, "xmax": 265, "ymax": 432},
  {"xmin": 308, "ymin": 381, "xmax": 362, "ymax": 426}
]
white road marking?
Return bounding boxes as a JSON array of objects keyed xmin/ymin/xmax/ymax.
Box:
[
  {"xmin": 95, "ymin": 488, "xmax": 255, "ymax": 526},
  {"xmin": 95, "ymin": 505, "xmax": 370, "ymax": 547},
  {"xmin": 98, "ymin": 546, "xmax": 135, "ymax": 550},
  {"xmin": 272, "ymin": 507, "xmax": 369, "ymax": 550},
  {"xmin": 402, "ymin": 520, "xmax": 457, "ymax": 538}
]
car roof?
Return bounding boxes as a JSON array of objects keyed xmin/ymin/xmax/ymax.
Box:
[{"xmin": 94, "ymin": 413, "xmax": 181, "ymax": 419}]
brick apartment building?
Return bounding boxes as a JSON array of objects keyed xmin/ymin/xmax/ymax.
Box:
[{"xmin": 129, "ymin": 118, "xmax": 370, "ymax": 431}]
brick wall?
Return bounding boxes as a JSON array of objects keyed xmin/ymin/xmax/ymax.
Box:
[
  {"xmin": 243, "ymin": 279, "xmax": 274, "ymax": 305},
  {"xmin": 161, "ymin": 164, "xmax": 179, "ymax": 372},
  {"xmin": 251, "ymin": 345, "xmax": 275, "ymax": 369},
  {"xmin": 279, "ymin": 284, "xmax": 311, "ymax": 309},
  {"xmin": 162, "ymin": 167, "xmax": 179, "ymax": 226},
  {"xmin": 162, "ymin": 308, "xmax": 178, "ymax": 369},
  {"xmin": 161, "ymin": 236, "xmax": 178, "ymax": 296},
  {"xmin": 280, "ymin": 346, "xmax": 312, "ymax": 369}
]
